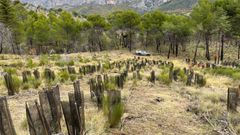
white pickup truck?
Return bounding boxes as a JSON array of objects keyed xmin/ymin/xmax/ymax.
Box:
[{"xmin": 135, "ymin": 50, "xmax": 151, "ymax": 56}]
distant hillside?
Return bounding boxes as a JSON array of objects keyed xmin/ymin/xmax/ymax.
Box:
[
  {"xmin": 19, "ymin": 0, "xmax": 198, "ymax": 14},
  {"xmin": 159, "ymin": 0, "xmax": 198, "ymax": 11}
]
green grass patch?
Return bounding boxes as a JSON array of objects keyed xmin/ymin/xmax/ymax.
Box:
[
  {"xmin": 39, "ymin": 55, "xmax": 49, "ymax": 66},
  {"xmin": 67, "ymin": 60, "xmax": 75, "ymax": 66},
  {"xmin": 55, "ymin": 60, "xmax": 66, "ymax": 67},
  {"xmin": 158, "ymin": 67, "xmax": 171, "ymax": 85},
  {"xmin": 103, "ymin": 92, "xmax": 124, "ymax": 128},
  {"xmin": 204, "ymin": 67, "xmax": 240, "ymax": 80},
  {"xmin": 4, "ymin": 67, "xmax": 17, "ymax": 75},
  {"xmin": 4, "ymin": 75, "xmax": 21, "ymax": 94},
  {"xmin": 26, "ymin": 58, "xmax": 37, "ymax": 69},
  {"xmin": 58, "ymin": 70, "xmax": 69, "ymax": 82}
]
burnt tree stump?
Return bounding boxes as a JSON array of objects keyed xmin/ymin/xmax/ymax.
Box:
[
  {"xmin": 73, "ymin": 81, "xmax": 85, "ymax": 132},
  {"xmin": 195, "ymin": 74, "xmax": 206, "ymax": 87},
  {"xmin": 26, "ymin": 101, "xmax": 50, "ymax": 135},
  {"xmin": 186, "ymin": 70, "xmax": 194, "ymax": 86},
  {"xmin": 33, "ymin": 69, "xmax": 40, "ymax": 80},
  {"xmin": 22, "ymin": 71, "xmax": 31, "ymax": 83},
  {"xmin": 44, "ymin": 69, "xmax": 55, "ymax": 82},
  {"xmin": 107, "ymin": 90, "xmax": 121, "ymax": 128},
  {"xmin": 89, "ymin": 78, "xmax": 96, "ymax": 99},
  {"xmin": 95, "ymin": 82, "xmax": 104, "ymax": 109},
  {"xmin": 68, "ymin": 66, "xmax": 76, "ymax": 74},
  {"xmin": 3, "ymin": 73, "xmax": 15, "ymax": 96},
  {"xmin": 169, "ymin": 65, "xmax": 174, "ymax": 82},
  {"xmin": 227, "ymin": 88, "xmax": 239, "ymax": 112},
  {"xmin": 61, "ymin": 81, "xmax": 85, "ymax": 135},
  {"xmin": 173, "ymin": 69, "xmax": 180, "ymax": 81},
  {"xmin": 0, "ymin": 96, "xmax": 16, "ymax": 135},
  {"xmin": 115, "ymin": 75, "xmax": 124, "ymax": 89},
  {"xmin": 150, "ymin": 70, "xmax": 156, "ymax": 83},
  {"xmin": 39, "ymin": 85, "xmax": 62, "ymax": 133}
]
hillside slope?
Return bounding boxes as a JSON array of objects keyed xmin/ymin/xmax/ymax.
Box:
[
  {"xmin": 20, "ymin": 0, "xmax": 198, "ymax": 14},
  {"xmin": 159, "ymin": 0, "xmax": 198, "ymax": 11}
]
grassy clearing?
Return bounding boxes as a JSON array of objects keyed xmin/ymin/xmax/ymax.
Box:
[{"xmin": 1, "ymin": 51, "xmax": 239, "ymax": 134}]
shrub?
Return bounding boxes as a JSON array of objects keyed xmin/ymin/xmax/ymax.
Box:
[
  {"xmin": 4, "ymin": 75, "xmax": 21, "ymax": 94},
  {"xmin": 103, "ymin": 93, "xmax": 124, "ymax": 128},
  {"xmin": 103, "ymin": 96, "xmax": 109, "ymax": 115},
  {"xmin": 39, "ymin": 55, "xmax": 49, "ymax": 66},
  {"xmin": 32, "ymin": 80, "xmax": 41, "ymax": 89},
  {"xmin": 29, "ymin": 77, "xmax": 41, "ymax": 89},
  {"xmin": 22, "ymin": 83, "xmax": 30, "ymax": 90},
  {"xmin": 158, "ymin": 67, "xmax": 171, "ymax": 85},
  {"xmin": 158, "ymin": 72, "xmax": 171, "ymax": 85},
  {"xmin": 103, "ymin": 62, "xmax": 111, "ymax": 70},
  {"xmin": 43, "ymin": 69, "xmax": 55, "ymax": 82},
  {"xmin": 55, "ymin": 60, "xmax": 66, "ymax": 67},
  {"xmin": 26, "ymin": 58, "xmax": 37, "ymax": 68},
  {"xmin": 4, "ymin": 68, "xmax": 17, "ymax": 75},
  {"xmin": 67, "ymin": 60, "xmax": 74, "ymax": 66},
  {"xmin": 22, "ymin": 76, "xmax": 41, "ymax": 90},
  {"xmin": 178, "ymin": 69, "xmax": 187, "ymax": 82},
  {"xmin": 58, "ymin": 70, "xmax": 69, "ymax": 82},
  {"xmin": 70, "ymin": 74, "xmax": 77, "ymax": 82},
  {"xmin": 109, "ymin": 103, "xmax": 124, "ymax": 127},
  {"xmin": 232, "ymin": 72, "xmax": 240, "ymax": 80},
  {"xmin": 105, "ymin": 82, "xmax": 117, "ymax": 90}
]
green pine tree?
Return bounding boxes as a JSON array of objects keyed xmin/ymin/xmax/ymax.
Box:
[{"xmin": 0, "ymin": 0, "xmax": 16, "ymax": 28}]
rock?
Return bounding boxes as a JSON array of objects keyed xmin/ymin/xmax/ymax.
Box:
[{"xmin": 154, "ymin": 97, "xmax": 164, "ymax": 103}]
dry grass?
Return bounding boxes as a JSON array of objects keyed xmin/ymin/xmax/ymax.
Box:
[{"xmin": 1, "ymin": 50, "xmax": 240, "ymax": 134}]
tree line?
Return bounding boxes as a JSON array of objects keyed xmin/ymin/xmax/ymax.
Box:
[{"xmin": 0, "ymin": 0, "xmax": 240, "ymax": 61}]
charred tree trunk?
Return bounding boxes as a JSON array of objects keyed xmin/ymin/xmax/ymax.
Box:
[
  {"xmin": 181, "ymin": 40, "xmax": 186, "ymax": 52},
  {"xmin": 175, "ymin": 41, "xmax": 179, "ymax": 57},
  {"xmin": 193, "ymin": 39, "xmax": 201, "ymax": 63},
  {"xmin": 171, "ymin": 40, "xmax": 175, "ymax": 55},
  {"xmin": 156, "ymin": 38, "xmax": 161, "ymax": 53},
  {"xmin": 238, "ymin": 41, "xmax": 240, "ymax": 60},
  {"xmin": 29, "ymin": 38, "xmax": 33, "ymax": 51},
  {"xmin": 205, "ymin": 34, "xmax": 211, "ymax": 61},
  {"xmin": 15, "ymin": 43, "xmax": 21, "ymax": 55},
  {"xmin": 98, "ymin": 37, "xmax": 103, "ymax": 51},
  {"xmin": 0, "ymin": 97, "xmax": 17, "ymax": 135},
  {"xmin": 220, "ymin": 34, "xmax": 224, "ymax": 61},
  {"xmin": 0, "ymin": 38, "xmax": 3, "ymax": 54},
  {"xmin": 11, "ymin": 43, "xmax": 16, "ymax": 54},
  {"xmin": 129, "ymin": 31, "xmax": 132, "ymax": 52},
  {"xmin": 167, "ymin": 36, "xmax": 172, "ymax": 59},
  {"xmin": 145, "ymin": 31, "xmax": 148, "ymax": 48}
]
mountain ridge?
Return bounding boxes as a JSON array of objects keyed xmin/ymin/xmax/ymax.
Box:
[{"xmin": 19, "ymin": 0, "xmax": 198, "ymax": 14}]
